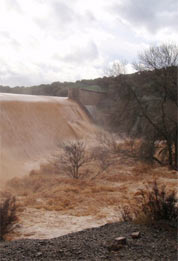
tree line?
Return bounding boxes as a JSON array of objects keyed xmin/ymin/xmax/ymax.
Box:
[{"xmin": 101, "ymin": 43, "xmax": 178, "ymax": 170}]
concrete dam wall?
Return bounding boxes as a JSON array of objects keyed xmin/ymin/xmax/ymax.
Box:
[{"xmin": 68, "ymin": 88, "xmax": 107, "ymax": 106}]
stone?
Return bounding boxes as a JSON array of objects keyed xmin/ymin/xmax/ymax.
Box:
[
  {"xmin": 107, "ymin": 237, "xmax": 127, "ymax": 251},
  {"xmin": 115, "ymin": 237, "xmax": 127, "ymax": 245},
  {"xmin": 36, "ymin": 252, "xmax": 42, "ymax": 257},
  {"xmin": 131, "ymin": 231, "xmax": 140, "ymax": 239}
]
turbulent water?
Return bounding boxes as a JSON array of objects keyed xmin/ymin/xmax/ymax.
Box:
[{"xmin": 0, "ymin": 93, "xmax": 95, "ymax": 184}]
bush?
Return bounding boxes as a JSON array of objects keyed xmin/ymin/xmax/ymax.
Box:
[
  {"xmin": 0, "ymin": 196, "xmax": 17, "ymax": 240},
  {"xmin": 96, "ymin": 131, "xmax": 120, "ymax": 154},
  {"xmin": 56, "ymin": 138, "xmax": 117, "ymax": 180},
  {"xmin": 90, "ymin": 146, "xmax": 116, "ymax": 180},
  {"xmin": 59, "ymin": 140, "xmax": 91, "ymax": 179},
  {"xmin": 121, "ymin": 181, "xmax": 178, "ymax": 225}
]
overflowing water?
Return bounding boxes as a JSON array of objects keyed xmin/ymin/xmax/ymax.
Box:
[
  {"xmin": 1, "ymin": 93, "xmax": 177, "ymax": 241},
  {"xmin": 0, "ymin": 93, "xmax": 95, "ymax": 184}
]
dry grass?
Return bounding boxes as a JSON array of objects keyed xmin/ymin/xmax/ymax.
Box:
[
  {"xmin": 5, "ymin": 157, "xmax": 177, "ymax": 220},
  {"xmin": 6, "ymin": 172, "xmax": 122, "ymax": 216},
  {"xmin": 120, "ymin": 180, "xmax": 178, "ymax": 225},
  {"xmin": 4, "ymin": 137, "xmax": 178, "ymax": 220}
]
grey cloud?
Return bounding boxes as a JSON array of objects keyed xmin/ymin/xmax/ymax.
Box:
[
  {"xmin": 37, "ymin": 1, "xmax": 79, "ymax": 29},
  {"xmin": 112, "ymin": 0, "xmax": 178, "ymax": 33},
  {"xmin": 0, "ymin": 70, "xmax": 32, "ymax": 87},
  {"xmin": 0, "ymin": 60, "xmax": 46, "ymax": 87},
  {"xmin": 35, "ymin": 1, "xmax": 80, "ymax": 35},
  {"xmin": 6, "ymin": 0, "xmax": 22, "ymax": 13},
  {"xmin": 84, "ymin": 10, "xmax": 96, "ymax": 23},
  {"xmin": 35, "ymin": 1, "xmax": 96, "ymax": 34},
  {"xmin": 0, "ymin": 69, "xmax": 49, "ymax": 87},
  {"xmin": 60, "ymin": 41, "xmax": 99, "ymax": 65},
  {"xmin": 35, "ymin": 63, "xmax": 60, "ymax": 73},
  {"xmin": 0, "ymin": 31, "xmax": 21, "ymax": 49},
  {"xmin": 52, "ymin": 1, "xmax": 77, "ymax": 24}
]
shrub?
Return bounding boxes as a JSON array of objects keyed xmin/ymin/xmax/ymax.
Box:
[
  {"xmin": 59, "ymin": 140, "xmax": 91, "ymax": 179},
  {"xmin": 90, "ymin": 146, "xmax": 115, "ymax": 180},
  {"xmin": 96, "ymin": 131, "xmax": 120, "ymax": 154},
  {"xmin": 0, "ymin": 196, "xmax": 17, "ymax": 240},
  {"xmin": 121, "ymin": 181, "xmax": 178, "ymax": 225},
  {"xmin": 55, "ymin": 138, "xmax": 117, "ymax": 180}
]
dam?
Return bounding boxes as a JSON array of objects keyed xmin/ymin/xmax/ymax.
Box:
[{"xmin": 0, "ymin": 93, "xmax": 96, "ymax": 183}]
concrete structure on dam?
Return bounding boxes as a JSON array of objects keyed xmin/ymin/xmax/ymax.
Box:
[
  {"xmin": 68, "ymin": 88, "xmax": 107, "ymax": 106},
  {"xmin": 68, "ymin": 88, "xmax": 107, "ymax": 122}
]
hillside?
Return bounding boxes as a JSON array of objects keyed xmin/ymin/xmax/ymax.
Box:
[{"xmin": 0, "ymin": 77, "xmax": 108, "ymax": 97}]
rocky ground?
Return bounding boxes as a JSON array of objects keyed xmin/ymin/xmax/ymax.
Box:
[{"xmin": 0, "ymin": 221, "xmax": 177, "ymax": 261}]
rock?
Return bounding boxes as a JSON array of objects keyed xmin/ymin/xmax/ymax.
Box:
[
  {"xmin": 107, "ymin": 237, "xmax": 127, "ymax": 251},
  {"xmin": 0, "ymin": 222, "xmax": 177, "ymax": 260},
  {"xmin": 36, "ymin": 252, "xmax": 42, "ymax": 257},
  {"xmin": 131, "ymin": 231, "xmax": 140, "ymax": 239},
  {"xmin": 115, "ymin": 237, "xmax": 127, "ymax": 245}
]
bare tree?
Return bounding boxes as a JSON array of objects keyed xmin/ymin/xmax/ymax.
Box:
[
  {"xmin": 132, "ymin": 43, "xmax": 178, "ymax": 169},
  {"xmin": 105, "ymin": 60, "xmax": 127, "ymax": 77},
  {"xmin": 60, "ymin": 140, "xmax": 91, "ymax": 179},
  {"xmin": 96, "ymin": 131, "xmax": 120, "ymax": 154},
  {"xmin": 134, "ymin": 43, "xmax": 178, "ymax": 71},
  {"xmin": 55, "ymin": 137, "xmax": 118, "ymax": 180},
  {"xmin": 105, "ymin": 43, "xmax": 178, "ymax": 169},
  {"xmin": 90, "ymin": 146, "xmax": 115, "ymax": 180}
]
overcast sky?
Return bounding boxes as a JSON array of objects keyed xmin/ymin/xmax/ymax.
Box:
[{"xmin": 0, "ymin": 0, "xmax": 177, "ymax": 87}]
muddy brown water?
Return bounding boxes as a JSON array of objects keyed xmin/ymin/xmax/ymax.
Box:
[{"xmin": 0, "ymin": 93, "xmax": 96, "ymax": 185}]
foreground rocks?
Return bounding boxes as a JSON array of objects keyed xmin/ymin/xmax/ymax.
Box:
[
  {"xmin": 0, "ymin": 222, "xmax": 177, "ymax": 260},
  {"xmin": 131, "ymin": 231, "xmax": 140, "ymax": 239}
]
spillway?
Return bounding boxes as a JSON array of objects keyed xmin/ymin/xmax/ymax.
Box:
[{"xmin": 0, "ymin": 93, "xmax": 95, "ymax": 184}]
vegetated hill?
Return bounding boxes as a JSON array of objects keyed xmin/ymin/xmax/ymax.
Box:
[
  {"xmin": 0, "ymin": 72, "xmax": 152, "ymax": 100},
  {"xmin": 0, "ymin": 77, "xmax": 109, "ymax": 97},
  {"xmin": 0, "ymin": 70, "xmax": 169, "ymax": 99},
  {"xmin": 0, "ymin": 82, "xmax": 69, "ymax": 97}
]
